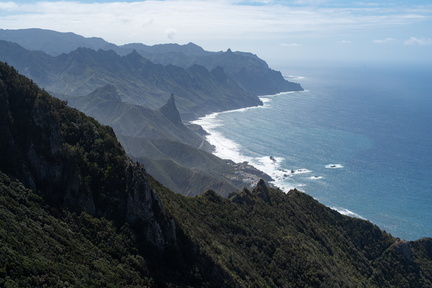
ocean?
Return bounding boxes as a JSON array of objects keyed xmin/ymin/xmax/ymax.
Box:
[{"xmin": 192, "ymin": 61, "xmax": 432, "ymax": 241}]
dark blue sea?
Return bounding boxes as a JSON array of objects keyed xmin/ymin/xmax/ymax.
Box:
[{"xmin": 193, "ymin": 61, "xmax": 432, "ymax": 240}]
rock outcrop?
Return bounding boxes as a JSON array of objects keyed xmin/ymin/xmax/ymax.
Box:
[{"xmin": 159, "ymin": 93, "xmax": 182, "ymax": 125}]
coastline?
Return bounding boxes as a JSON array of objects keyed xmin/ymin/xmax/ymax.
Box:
[
  {"xmin": 191, "ymin": 91, "xmax": 312, "ymax": 189},
  {"xmin": 191, "ymin": 91, "xmax": 309, "ymax": 191},
  {"xmin": 191, "ymin": 99, "xmax": 277, "ymax": 190},
  {"xmin": 190, "ymin": 91, "xmax": 365, "ymax": 220},
  {"xmin": 189, "ymin": 64, "xmax": 432, "ymax": 241}
]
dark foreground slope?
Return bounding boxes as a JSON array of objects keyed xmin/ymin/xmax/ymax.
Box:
[
  {"xmin": 156, "ymin": 181, "xmax": 432, "ymax": 287},
  {"xmin": 0, "ymin": 61, "xmax": 227, "ymax": 287},
  {"xmin": 1, "ymin": 62, "xmax": 432, "ymax": 287}
]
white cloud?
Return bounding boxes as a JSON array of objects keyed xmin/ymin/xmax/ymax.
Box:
[
  {"xmin": 1, "ymin": 1, "xmax": 431, "ymax": 45},
  {"xmin": 0, "ymin": 2, "xmax": 19, "ymax": 11},
  {"xmin": 339, "ymin": 40, "xmax": 351, "ymax": 44},
  {"xmin": 404, "ymin": 37, "xmax": 432, "ymax": 46},
  {"xmin": 165, "ymin": 28, "xmax": 177, "ymax": 40},
  {"xmin": 1, "ymin": 1, "xmax": 432, "ymax": 61},
  {"xmin": 373, "ymin": 38, "xmax": 396, "ymax": 44},
  {"xmin": 281, "ymin": 43, "xmax": 302, "ymax": 47},
  {"xmin": 291, "ymin": 0, "xmax": 330, "ymax": 5}
]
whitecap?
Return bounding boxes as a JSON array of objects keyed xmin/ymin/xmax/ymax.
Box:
[
  {"xmin": 273, "ymin": 181, "xmax": 307, "ymax": 193},
  {"xmin": 331, "ymin": 207, "xmax": 365, "ymax": 219},
  {"xmin": 309, "ymin": 175, "xmax": 323, "ymax": 180},
  {"xmin": 325, "ymin": 164, "xmax": 344, "ymax": 169},
  {"xmin": 297, "ymin": 168, "xmax": 312, "ymax": 174},
  {"xmin": 284, "ymin": 75, "xmax": 305, "ymax": 80},
  {"xmin": 258, "ymin": 97, "xmax": 272, "ymax": 107},
  {"xmin": 249, "ymin": 156, "xmax": 286, "ymax": 178}
]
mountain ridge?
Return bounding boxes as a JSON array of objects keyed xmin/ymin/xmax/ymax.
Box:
[
  {"xmin": 0, "ymin": 28, "xmax": 303, "ymax": 96},
  {"xmin": 0, "ymin": 40, "xmax": 263, "ymax": 120}
]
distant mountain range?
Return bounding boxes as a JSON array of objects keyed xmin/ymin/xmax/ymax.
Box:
[
  {"xmin": 1, "ymin": 62, "xmax": 431, "ymax": 287},
  {"xmin": 0, "ymin": 28, "xmax": 303, "ymax": 97},
  {"xmin": 0, "ymin": 40, "xmax": 262, "ymax": 120}
]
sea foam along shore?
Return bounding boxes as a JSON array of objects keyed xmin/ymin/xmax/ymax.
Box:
[
  {"xmin": 191, "ymin": 92, "xmax": 364, "ymax": 220},
  {"xmin": 191, "ymin": 92, "xmax": 313, "ymax": 192}
]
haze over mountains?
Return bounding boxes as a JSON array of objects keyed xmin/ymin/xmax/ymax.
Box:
[
  {"xmin": 0, "ymin": 28, "xmax": 302, "ymax": 105},
  {"xmin": 0, "ymin": 28, "xmax": 304, "ymax": 196},
  {"xmin": 0, "ymin": 40, "xmax": 260, "ymax": 120}
]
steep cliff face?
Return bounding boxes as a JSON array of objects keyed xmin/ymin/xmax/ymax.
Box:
[
  {"xmin": 159, "ymin": 93, "xmax": 182, "ymax": 125},
  {"xmin": 0, "ymin": 62, "xmax": 174, "ymax": 247}
]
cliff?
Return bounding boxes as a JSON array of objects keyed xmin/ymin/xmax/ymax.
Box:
[
  {"xmin": 0, "ymin": 62, "xmax": 170, "ymax": 240},
  {"xmin": 159, "ymin": 93, "xmax": 182, "ymax": 125}
]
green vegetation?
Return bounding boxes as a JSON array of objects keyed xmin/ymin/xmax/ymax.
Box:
[
  {"xmin": 0, "ymin": 62, "xmax": 128, "ymax": 218},
  {"xmin": 0, "ymin": 172, "xmax": 152, "ymax": 287},
  {"xmin": 154, "ymin": 180, "xmax": 432, "ymax": 287}
]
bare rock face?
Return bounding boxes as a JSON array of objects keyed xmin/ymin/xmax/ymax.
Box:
[
  {"xmin": 125, "ymin": 161, "xmax": 173, "ymax": 249},
  {"xmin": 254, "ymin": 178, "xmax": 271, "ymax": 204},
  {"xmin": 159, "ymin": 93, "xmax": 182, "ymax": 125},
  {"xmin": 228, "ymin": 179, "xmax": 272, "ymax": 207},
  {"xmin": 395, "ymin": 240, "xmax": 413, "ymax": 263}
]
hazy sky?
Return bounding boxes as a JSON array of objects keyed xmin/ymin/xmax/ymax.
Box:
[{"xmin": 1, "ymin": 0, "xmax": 431, "ymax": 65}]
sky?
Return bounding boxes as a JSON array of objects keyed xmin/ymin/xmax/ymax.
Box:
[{"xmin": 1, "ymin": 0, "xmax": 432, "ymax": 65}]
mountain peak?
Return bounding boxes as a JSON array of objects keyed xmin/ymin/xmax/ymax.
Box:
[
  {"xmin": 211, "ymin": 66, "xmax": 228, "ymax": 84},
  {"xmin": 87, "ymin": 84, "xmax": 121, "ymax": 102},
  {"xmin": 159, "ymin": 93, "xmax": 182, "ymax": 124},
  {"xmin": 253, "ymin": 179, "xmax": 271, "ymax": 204},
  {"xmin": 128, "ymin": 49, "xmax": 141, "ymax": 57}
]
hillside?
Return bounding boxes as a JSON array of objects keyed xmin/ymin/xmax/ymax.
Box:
[
  {"xmin": 0, "ymin": 28, "xmax": 116, "ymax": 56},
  {"xmin": 0, "ymin": 28, "xmax": 303, "ymax": 96},
  {"xmin": 69, "ymin": 85, "xmax": 205, "ymax": 149},
  {"xmin": 157, "ymin": 181, "xmax": 432, "ymax": 287},
  {"xmin": 1, "ymin": 62, "xmax": 432, "ymax": 287},
  {"xmin": 69, "ymin": 85, "xmax": 270, "ymax": 196}
]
